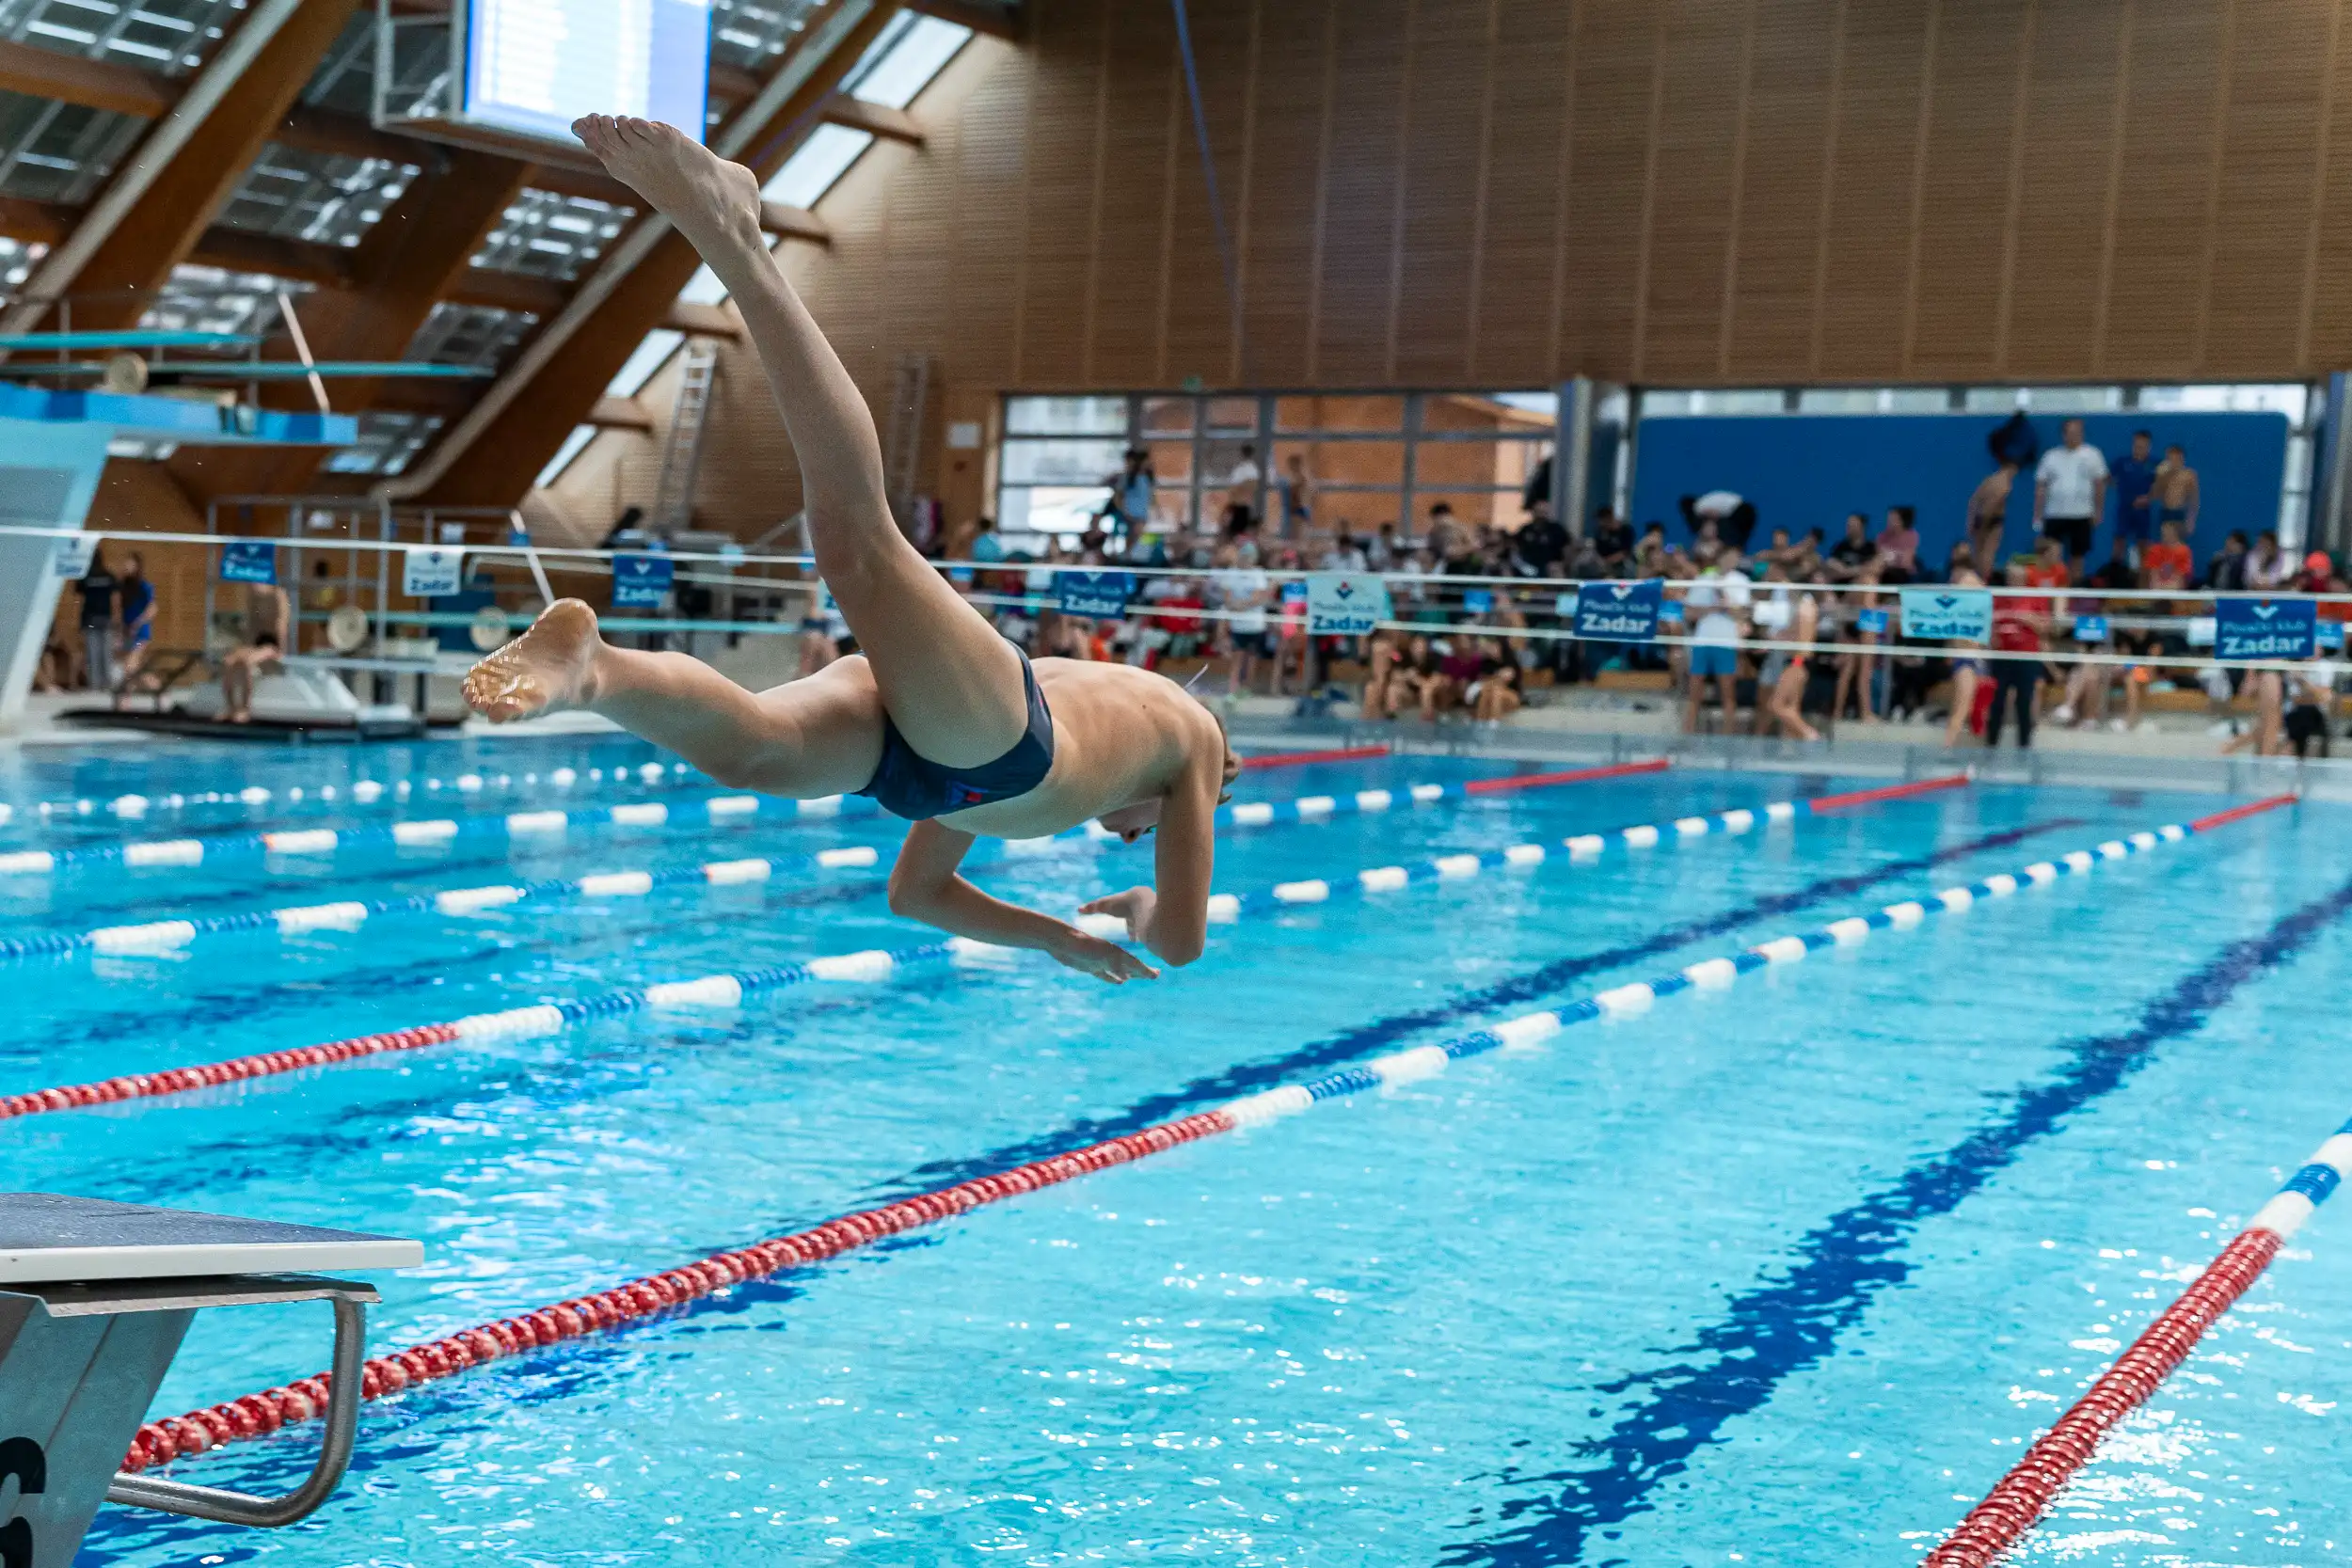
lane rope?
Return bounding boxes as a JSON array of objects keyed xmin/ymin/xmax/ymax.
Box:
[
  {"xmin": 3, "ymin": 775, "xmax": 1922, "ymax": 1117},
  {"xmin": 0, "ymin": 760, "xmax": 1679, "ymax": 954},
  {"xmin": 1925, "ymin": 1109, "xmax": 2346, "ymax": 1564},
  {"xmin": 0, "ymin": 743, "xmax": 1382, "ymax": 836},
  {"xmin": 117, "ymin": 793, "xmax": 2292, "ymax": 1476},
  {"xmin": 0, "ymin": 756, "xmax": 1656, "ymax": 884}
]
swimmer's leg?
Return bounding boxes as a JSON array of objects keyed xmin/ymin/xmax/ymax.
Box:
[
  {"xmin": 577, "ymin": 115, "xmax": 1026, "ymax": 769},
  {"xmin": 466, "ymin": 599, "xmax": 880, "ymax": 795}
]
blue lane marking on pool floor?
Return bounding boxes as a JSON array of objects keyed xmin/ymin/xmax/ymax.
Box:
[{"xmin": 1436, "ymin": 868, "xmax": 2352, "ymax": 1568}]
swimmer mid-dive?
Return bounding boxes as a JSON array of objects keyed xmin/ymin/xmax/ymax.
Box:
[{"xmin": 463, "ymin": 116, "xmax": 1235, "ymax": 984}]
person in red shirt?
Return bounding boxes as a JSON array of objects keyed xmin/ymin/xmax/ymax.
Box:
[
  {"xmin": 2141, "ymin": 518, "xmax": 2194, "ymax": 590},
  {"xmin": 1986, "ymin": 558, "xmax": 2049, "ymax": 748}
]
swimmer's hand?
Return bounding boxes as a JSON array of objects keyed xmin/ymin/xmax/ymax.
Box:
[
  {"xmin": 1050, "ymin": 925, "xmax": 1160, "ymax": 984},
  {"xmin": 1077, "ymin": 886, "xmax": 1156, "ymax": 942}
]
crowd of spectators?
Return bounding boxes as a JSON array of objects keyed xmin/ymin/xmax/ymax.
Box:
[{"xmin": 882, "ymin": 430, "xmax": 2343, "ymax": 753}]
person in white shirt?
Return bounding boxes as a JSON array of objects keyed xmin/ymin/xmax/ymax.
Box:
[
  {"xmin": 1208, "ymin": 542, "xmax": 1272, "ymax": 690},
  {"xmin": 1681, "ymin": 548, "xmax": 1752, "ymax": 734},
  {"xmin": 1223, "ymin": 445, "xmax": 1263, "ymax": 534},
  {"xmin": 2034, "ymin": 418, "xmax": 2108, "ymax": 570}
]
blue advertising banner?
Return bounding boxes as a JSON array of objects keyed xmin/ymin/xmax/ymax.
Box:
[
  {"xmin": 612, "ymin": 552, "xmax": 674, "ymax": 608},
  {"xmin": 1899, "ymin": 586, "xmax": 1993, "ymax": 641},
  {"xmin": 2319, "ymin": 620, "xmax": 2345, "ymax": 651},
  {"xmin": 1056, "ymin": 570, "xmax": 1135, "ymax": 619},
  {"xmin": 2072, "ymin": 615, "xmax": 2109, "ymax": 643},
  {"xmin": 1306, "ymin": 573, "xmax": 1387, "ymax": 634},
  {"xmin": 220, "ymin": 540, "xmax": 276, "ymax": 584},
  {"xmin": 1573, "ymin": 579, "xmax": 1663, "ymax": 641},
  {"xmin": 1855, "ymin": 607, "xmax": 1889, "ymax": 636},
  {"xmin": 1461, "ymin": 589, "xmax": 1495, "ymax": 614},
  {"xmin": 2215, "ymin": 596, "xmax": 2316, "ymax": 660}
]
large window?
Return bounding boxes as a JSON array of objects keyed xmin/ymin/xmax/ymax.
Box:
[{"xmin": 997, "ymin": 392, "xmax": 1560, "ymax": 543}]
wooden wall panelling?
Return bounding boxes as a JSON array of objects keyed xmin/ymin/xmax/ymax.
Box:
[
  {"xmin": 1559, "ymin": 1, "xmax": 1653, "ymax": 377},
  {"xmin": 1157, "ymin": 0, "xmax": 1254, "ymax": 388},
  {"xmin": 2306, "ymin": 0, "xmax": 2352, "ymax": 367},
  {"xmin": 1469, "ymin": 0, "xmax": 1574, "ymax": 387},
  {"xmin": 1310, "ymin": 0, "xmax": 1413, "ymax": 386},
  {"xmin": 937, "ymin": 29, "xmax": 1026, "ymax": 391},
  {"xmin": 1636, "ymin": 0, "xmax": 1751, "ymax": 384},
  {"xmin": 1908, "ymin": 0, "xmax": 2032, "ymax": 379},
  {"xmin": 2003, "ymin": 0, "xmax": 2124, "ymax": 379},
  {"xmin": 1235, "ymin": 0, "xmax": 1327, "ymax": 385},
  {"xmin": 1086, "ymin": 0, "xmax": 1178, "ymax": 383},
  {"xmin": 2205, "ymin": 0, "xmax": 2328, "ymax": 376},
  {"xmin": 1390, "ymin": 0, "xmax": 1494, "ymax": 386},
  {"xmin": 1017, "ymin": 0, "xmax": 1108, "ymax": 386},
  {"xmin": 1724, "ymin": 0, "xmax": 1836, "ymax": 379},
  {"xmin": 1814, "ymin": 0, "xmax": 1931, "ymax": 380}
]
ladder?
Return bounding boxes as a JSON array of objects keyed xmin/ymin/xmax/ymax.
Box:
[
  {"xmin": 882, "ymin": 351, "xmax": 935, "ymax": 538},
  {"xmin": 649, "ymin": 342, "xmax": 720, "ymax": 537}
]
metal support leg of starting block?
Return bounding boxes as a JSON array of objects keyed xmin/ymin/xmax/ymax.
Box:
[{"xmin": 0, "ymin": 1193, "xmax": 421, "ymax": 1566}]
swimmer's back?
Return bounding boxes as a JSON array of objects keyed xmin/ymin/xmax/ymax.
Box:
[{"xmin": 937, "ymin": 658, "xmax": 1220, "ymax": 839}]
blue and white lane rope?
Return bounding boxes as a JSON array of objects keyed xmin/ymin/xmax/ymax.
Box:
[
  {"xmin": 0, "ymin": 757, "xmax": 1679, "ymax": 892},
  {"xmin": 0, "ymin": 759, "xmax": 705, "ymax": 831},
  {"xmin": 1214, "ymin": 801, "xmax": 2291, "ymax": 1132},
  {"xmin": 3, "ymin": 782, "xmax": 1859, "ymax": 1115},
  {"xmin": 0, "ymin": 789, "xmax": 881, "ymax": 879}
]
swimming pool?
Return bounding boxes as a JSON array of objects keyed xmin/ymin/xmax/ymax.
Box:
[{"xmin": 7, "ymin": 737, "xmax": 2347, "ymax": 1566}]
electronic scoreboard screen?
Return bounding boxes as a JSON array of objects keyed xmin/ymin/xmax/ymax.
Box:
[{"xmin": 463, "ymin": 0, "xmax": 710, "ymax": 146}]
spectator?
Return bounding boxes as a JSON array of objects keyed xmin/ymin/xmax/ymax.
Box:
[
  {"xmin": 1320, "ymin": 530, "xmax": 1369, "ymax": 573},
  {"xmin": 1208, "ymin": 542, "xmax": 1271, "ymax": 691},
  {"xmin": 2034, "ymin": 417, "xmax": 2107, "ymax": 570},
  {"xmin": 2110, "ymin": 429, "xmax": 2158, "ymax": 562},
  {"xmin": 1633, "ymin": 522, "xmax": 1669, "ymax": 577},
  {"xmin": 2026, "ymin": 531, "xmax": 2072, "ymax": 592},
  {"xmin": 1985, "ymin": 557, "xmax": 2048, "ymax": 749},
  {"xmin": 221, "ymin": 579, "xmax": 288, "ymax": 724},
  {"xmin": 1470, "ymin": 644, "xmax": 1523, "ymax": 723},
  {"xmin": 1682, "ymin": 547, "xmax": 1750, "ymax": 734},
  {"xmin": 1761, "ymin": 573, "xmax": 1822, "ymax": 742},
  {"xmin": 1223, "ymin": 444, "xmax": 1262, "ymax": 533},
  {"xmin": 115, "ymin": 551, "xmax": 156, "ymax": 707},
  {"xmin": 1592, "ymin": 506, "xmax": 1634, "ymax": 572},
  {"xmin": 2143, "ymin": 517, "xmax": 2194, "ymax": 589},
  {"xmin": 2296, "ymin": 548, "xmax": 2333, "ymax": 594},
  {"xmin": 2285, "ymin": 657, "xmax": 2337, "ymax": 758},
  {"xmin": 1940, "ymin": 564, "xmax": 1992, "ymax": 751},
  {"xmin": 1424, "ymin": 502, "xmax": 1474, "ymax": 571},
  {"xmin": 1276, "ymin": 451, "xmax": 1314, "ymax": 536},
  {"xmin": 2153, "ymin": 442, "xmax": 2200, "ymax": 543},
  {"xmin": 1755, "ymin": 528, "xmax": 1801, "ymax": 572},
  {"xmin": 1103, "ymin": 451, "xmax": 1156, "ymax": 540},
  {"xmin": 2222, "ymin": 667, "xmax": 2285, "ymax": 756},
  {"xmin": 1825, "ymin": 512, "xmax": 1875, "ymax": 581},
  {"xmin": 1365, "ymin": 521, "xmax": 1401, "ymax": 572},
  {"xmin": 2206, "ymin": 530, "xmax": 2250, "ymax": 591},
  {"xmin": 1877, "ymin": 505, "xmax": 1920, "ymax": 580},
  {"xmin": 1515, "ymin": 503, "xmax": 1568, "ymax": 577},
  {"xmin": 1833, "ymin": 559, "xmax": 1886, "ymax": 724},
  {"xmin": 1680, "ymin": 490, "xmax": 1757, "ymax": 551},
  {"xmin": 77, "ymin": 547, "xmax": 119, "ymax": 694},
  {"xmin": 2247, "ymin": 531, "xmax": 2294, "ymax": 590},
  {"xmin": 1967, "ymin": 456, "xmax": 2022, "ymax": 580}
]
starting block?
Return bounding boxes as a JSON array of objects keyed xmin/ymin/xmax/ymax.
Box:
[{"xmin": 0, "ymin": 1193, "xmax": 420, "ymax": 1564}]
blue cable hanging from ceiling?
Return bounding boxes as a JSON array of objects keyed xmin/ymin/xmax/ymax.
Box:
[{"xmin": 1168, "ymin": 0, "xmax": 1246, "ymax": 379}]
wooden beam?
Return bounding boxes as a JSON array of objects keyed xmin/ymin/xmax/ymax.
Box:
[
  {"xmin": 418, "ymin": 2, "xmax": 903, "ymax": 505},
  {"xmin": 188, "ymin": 225, "xmax": 354, "ymax": 288},
  {"xmin": 590, "ymin": 395, "xmax": 655, "ymax": 430},
  {"xmin": 276, "ymin": 104, "xmax": 421, "ymax": 168},
  {"xmin": 173, "ymin": 147, "xmax": 532, "ymax": 501},
  {"xmin": 51, "ymin": 0, "xmax": 361, "ymax": 332},
  {"xmin": 0, "ymin": 194, "xmax": 74, "ymax": 246},
  {"xmin": 445, "ymin": 264, "xmax": 566, "ymax": 317},
  {"xmin": 761, "ymin": 201, "xmax": 830, "ymax": 243},
  {"xmin": 0, "ymin": 40, "xmax": 168, "ymax": 119},
  {"xmin": 820, "ymin": 93, "xmax": 924, "ymax": 145},
  {"xmin": 663, "ymin": 300, "xmax": 742, "ymax": 336}
]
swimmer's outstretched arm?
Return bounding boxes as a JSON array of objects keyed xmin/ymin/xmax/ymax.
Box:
[
  {"xmin": 888, "ymin": 822, "xmax": 1160, "ymax": 984},
  {"xmin": 1075, "ymin": 759, "xmax": 1217, "ymax": 967}
]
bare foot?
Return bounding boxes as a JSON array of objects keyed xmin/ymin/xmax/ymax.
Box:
[
  {"xmin": 464, "ymin": 599, "xmax": 604, "ymax": 722},
  {"xmin": 571, "ymin": 114, "xmax": 763, "ymax": 261}
]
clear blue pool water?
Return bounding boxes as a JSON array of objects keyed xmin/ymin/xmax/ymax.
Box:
[{"xmin": 6, "ymin": 736, "xmax": 2349, "ymax": 1566}]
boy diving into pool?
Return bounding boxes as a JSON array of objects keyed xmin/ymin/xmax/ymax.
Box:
[{"xmin": 463, "ymin": 116, "xmax": 1236, "ymax": 985}]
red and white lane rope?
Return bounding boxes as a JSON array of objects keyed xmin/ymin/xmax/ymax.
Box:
[
  {"xmin": 116, "ymin": 792, "xmax": 2288, "ymax": 1476},
  {"xmin": 1926, "ymin": 1107, "xmax": 2351, "ymax": 1566},
  {"xmin": 5, "ymin": 777, "xmax": 1934, "ymax": 1120}
]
